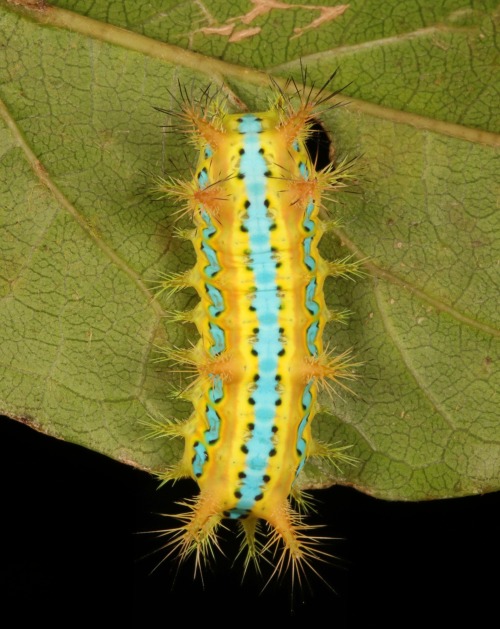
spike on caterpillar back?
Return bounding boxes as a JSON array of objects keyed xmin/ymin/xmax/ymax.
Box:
[{"xmin": 152, "ymin": 71, "xmax": 360, "ymax": 587}]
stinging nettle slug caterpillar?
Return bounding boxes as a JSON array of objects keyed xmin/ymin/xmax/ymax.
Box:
[{"xmin": 150, "ymin": 69, "xmax": 361, "ymax": 587}]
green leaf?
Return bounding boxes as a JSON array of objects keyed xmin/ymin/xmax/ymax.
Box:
[{"xmin": 0, "ymin": 0, "xmax": 498, "ymax": 500}]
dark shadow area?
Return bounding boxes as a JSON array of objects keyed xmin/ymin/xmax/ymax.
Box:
[{"xmin": 1, "ymin": 415, "xmax": 497, "ymax": 623}]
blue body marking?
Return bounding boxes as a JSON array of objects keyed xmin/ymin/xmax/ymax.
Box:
[
  {"xmin": 303, "ymin": 236, "xmax": 315, "ymax": 271},
  {"xmin": 295, "ymin": 381, "xmax": 314, "ymax": 476},
  {"xmin": 193, "ymin": 440, "xmax": 208, "ymax": 477},
  {"xmin": 194, "ymin": 155, "xmax": 227, "ymax": 477},
  {"xmin": 230, "ymin": 115, "xmax": 283, "ymax": 516},
  {"xmin": 306, "ymin": 322, "xmax": 319, "ymax": 356},
  {"xmin": 209, "ymin": 323, "xmax": 226, "ymax": 355},
  {"xmin": 302, "ymin": 197, "xmax": 320, "ymax": 357}
]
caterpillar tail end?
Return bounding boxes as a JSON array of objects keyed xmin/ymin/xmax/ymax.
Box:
[
  {"xmin": 160, "ymin": 493, "xmax": 224, "ymax": 578},
  {"xmin": 263, "ymin": 504, "xmax": 334, "ymax": 588},
  {"xmin": 237, "ymin": 502, "xmax": 333, "ymax": 589},
  {"xmin": 159, "ymin": 495, "xmax": 332, "ymax": 588}
]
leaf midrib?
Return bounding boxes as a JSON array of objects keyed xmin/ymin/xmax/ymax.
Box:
[{"xmin": 3, "ymin": 0, "xmax": 499, "ymax": 147}]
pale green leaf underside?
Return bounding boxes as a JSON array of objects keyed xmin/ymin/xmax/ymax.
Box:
[{"xmin": 0, "ymin": 0, "xmax": 498, "ymax": 500}]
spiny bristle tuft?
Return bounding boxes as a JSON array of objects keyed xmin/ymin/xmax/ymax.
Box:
[
  {"xmin": 308, "ymin": 439, "xmax": 359, "ymax": 470},
  {"xmin": 304, "ymin": 346, "xmax": 360, "ymax": 397},
  {"xmin": 261, "ymin": 505, "xmax": 336, "ymax": 590},
  {"xmin": 237, "ymin": 517, "xmax": 266, "ymax": 577},
  {"xmin": 149, "ymin": 268, "xmax": 198, "ymax": 300},
  {"xmin": 316, "ymin": 156, "xmax": 359, "ymax": 197},
  {"xmin": 320, "ymin": 254, "xmax": 366, "ymax": 280},
  {"xmin": 325, "ymin": 307, "xmax": 352, "ymax": 324},
  {"xmin": 290, "ymin": 486, "xmax": 317, "ymax": 514},
  {"xmin": 138, "ymin": 415, "xmax": 185, "ymax": 440},
  {"xmin": 155, "ymin": 343, "xmax": 236, "ymax": 387},
  {"xmin": 157, "ymin": 82, "xmax": 229, "ymax": 149},
  {"xmin": 155, "ymin": 462, "xmax": 191, "ymax": 487},
  {"xmin": 161, "ymin": 307, "xmax": 195, "ymax": 324},
  {"xmin": 154, "ymin": 175, "xmax": 227, "ymax": 221},
  {"xmin": 155, "ymin": 495, "xmax": 225, "ymax": 579}
]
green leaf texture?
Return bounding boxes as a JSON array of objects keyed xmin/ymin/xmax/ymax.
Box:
[{"xmin": 0, "ymin": 0, "xmax": 498, "ymax": 500}]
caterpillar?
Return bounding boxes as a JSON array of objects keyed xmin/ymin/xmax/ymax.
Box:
[{"xmin": 152, "ymin": 72, "xmax": 359, "ymax": 585}]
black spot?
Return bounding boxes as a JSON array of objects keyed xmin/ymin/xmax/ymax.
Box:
[
  {"xmin": 297, "ymin": 447, "xmax": 304, "ymax": 456},
  {"xmin": 244, "ymin": 199, "xmax": 250, "ymax": 208},
  {"xmin": 247, "ymin": 422, "xmax": 255, "ymax": 431},
  {"xmin": 195, "ymin": 472, "xmax": 202, "ymax": 478},
  {"xmin": 269, "ymin": 223, "xmax": 277, "ymax": 231},
  {"xmin": 241, "ymin": 445, "xmax": 249, "ymax": 454},
  {"xmin": 269, "ymin": 448, "xmax": 277, "ymax": 457},
  {"xmin": 253, "ymin": 374, "xmax": 260, "ymax": 382},
  {"xmin": 238, "ymin": 471, "xmax": 247, "ymax": 479},
  {"xmin": 278, "ymin": 348, "xmax": 285, "ymax": 356},
  {"xmin": 275, "ymin": 399, "xmax": 282, "ymax": 406},
  {"xmin": 237, "ymin": 172, "xmax": 245, "ymax": 179},
  {"xmin": 251, "ymin": 349, "xmax": 258, "ymax": 356},
  {"xmin": 239, "ymin": 148, "xmax": 245, "ymax": 155},
  {"xmin": 264, "ymin": 170, "xmax": 271, "ymax": 177},
  {"xmin": 253, "ymin": 327, "xmax": 259, "ymax": 334},
  {"xmin": 255, "ymin": 117, "xmax": 262, "ymax": 122},
  {"xmin": 241, "ymin": 225, "xmax": 248, "ymax": 232},
  {"xmin": 259, "ymin": 147, "xmax": 265, "ymax": 154},
  {"xmin": 248, "ymin": 397, "xmax": 256, "ymax": 405},
  {"xmin": 272, "ymin": 425, "xmax": 279, "ymax": 433},
  {"xmin": 249, "ymin": 305, "xmax": 256, "ymax": 312},
  {"xmin": 223, "ymin": 510, "xmax": 231, "ymax": 517},
  {"xmin": 208, "ymin": 438, "xmax": 219, "ymax": 445},
  {"xmin": 254, "ymin": 493, "xmax": 264, "ymax": 501},
  {"xmin": 276, "ymin": 262, "xmax": 282, "ymax": 268},
  {"xmin": 264, "ymin": 198, "xmax": 270, "ymax": 207},
  {"xmin": 279, "ymin": 327, "xmax": 284, "ymax": 334},
  {"xmin": 263, "ymin": 474, "xmax": 271, "ymax": 483},
  {"xmin": 234, "ymin": 490, "xmax": 242, "ymax": 499},
  {"xmin": 237, "ymin": 117, "xmax": 243, "ymax": 122},
  {"xmin": 275, "ymin": 375, "xmax": 281, "ymax": 381},
  {"xmin": 193, "ymin": 440, "xmax": 199, "ymax": 447}
]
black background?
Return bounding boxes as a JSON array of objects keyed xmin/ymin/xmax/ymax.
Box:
[{"xmin": 1, "ymin": 415, "xmax": 498, "ymax": 623}]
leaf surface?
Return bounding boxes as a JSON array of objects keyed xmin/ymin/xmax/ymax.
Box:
[{"xmin": 0, "ymin": 0, "xmax": 498, "ymax": 499}]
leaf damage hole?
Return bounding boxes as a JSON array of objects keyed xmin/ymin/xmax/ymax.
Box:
[{"xmin": 305, "ymin": 119, "xmax": 334, "ymax": 171}]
